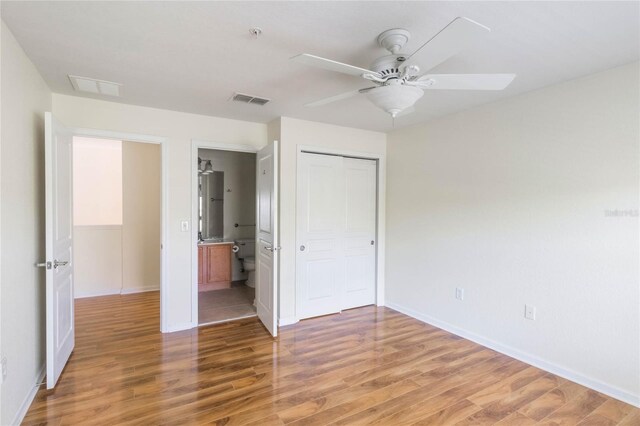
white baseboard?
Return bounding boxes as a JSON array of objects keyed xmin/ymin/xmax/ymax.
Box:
[
  {"xmin": 163, "ymin": 322, "xmax": 195, "ymax": 333},
  {"xmin": 75, "ymin": 286, "xmax": 159, "ymax": 299},
  {"xmin": 74, "ymin": 288, "xmax": 121, "ymax": 298},
  {"xmin": 120, "ymin": 285, "xmax": 159, "ymax": 295},
  {"xmin": 385, "ymin": 301, "xmax": 640, "ymax": 408},
  {"xmin": 279, "ymin": 317, "xmax": 299, "ymax": 327},
  {"xmin": 11, "ymin": 363, "xmax": 45, "ymax": 425}
]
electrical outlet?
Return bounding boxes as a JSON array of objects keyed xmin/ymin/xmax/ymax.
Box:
[
  {"xmin": 525, "ymin": 304, "xmax": 536, "ymax": 320},
  {"xmin": 180, "ymin": 220, "xmax": 189, "ymax": 232},
  {"xmin": 1, "ymin": 356, "xmax": 7, "ymax": 383},
  {"xmin": 455, "ymin": 288, "xmax": 464, "ymax": 301}
]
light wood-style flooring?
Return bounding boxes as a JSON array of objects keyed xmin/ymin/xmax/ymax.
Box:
[{"xmin": 23, "ymin": 291, "xmax": 639, "ymax": 425}]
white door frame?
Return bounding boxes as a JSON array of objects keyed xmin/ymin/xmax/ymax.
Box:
[
  {"xmin": 190, "ymin": 139, "xmax": 259, "ymax": 326},
  {"xmin": 71, "ymin": 127, "xmax": 170, "ymax": 332},
  {"xmin": 295, "ymin": 145, "xmax": 386, "ymax": 317}
]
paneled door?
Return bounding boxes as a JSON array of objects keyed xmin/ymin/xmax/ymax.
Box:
[
  {"xmin": 256, "ymin": 141, "xmax": 279, "ymax": 337},
  {"xmin": 296, "ymin": 152, "xmax": 377, "ymax": 320},
  {"xmin": 343, "ymin": 158, "xmax": 377, "ymax": 310},
  {"xmin": 296, "ymin": 153, "xmax": 345, "ymax": 319},
  {"xmin": 43, "ymin": 112, "xmax": 75, "ymax": 389}
]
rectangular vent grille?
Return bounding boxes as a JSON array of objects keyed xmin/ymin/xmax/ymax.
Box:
[
  {"xmin": 231, "ymin": 92, "xmax": 270, "ymax": 106},
  {"xmin": 69, "ymin": 75, "xmax": 122, "ymax": 97}
]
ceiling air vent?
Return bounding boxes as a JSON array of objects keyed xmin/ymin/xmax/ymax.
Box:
[
  {"xmin": 69, "ymin": 75, "xmax": 122, "ymax": 97},
  {"xmin": 231, "ymin": 92, "xmax": 270, "ymax": 106}
]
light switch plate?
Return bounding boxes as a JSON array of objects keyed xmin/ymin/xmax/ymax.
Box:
[{"xmin": 180, "ymin": 220, "xmax": 189, "ymax": 232}]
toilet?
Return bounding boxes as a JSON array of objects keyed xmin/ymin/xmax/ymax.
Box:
[{"xmin": 234, "ymin": 238, "xmax": 256, "ymax": 288}]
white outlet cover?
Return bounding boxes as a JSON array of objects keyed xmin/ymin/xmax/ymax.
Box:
[{"xmin": 525, "ymin": 305, "xmax": 537, "ymax": 320}]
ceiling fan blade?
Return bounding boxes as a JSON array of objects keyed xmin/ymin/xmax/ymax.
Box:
[
  {"xmin": 291, "ymin": 53, "xmax": 382, "ymax": 78},
  {"xmin": 305, "ymin": 87, "xmax": 376, "ymax": 107},
  {"xmin": 415, "ymin": 74, "xmax": 516, "ymax": 90},
  {"xmin": 404, "ymin": 17, "xmax": 490, "ymax": 72}
]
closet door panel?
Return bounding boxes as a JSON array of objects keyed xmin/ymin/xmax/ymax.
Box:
[
  {"xmin": 296, "ymin": 153, "xmax": 344, "ymax": 319},
  {"xmin": 343, "ymin": 158, "xmax": 377, "ymax": 309}
]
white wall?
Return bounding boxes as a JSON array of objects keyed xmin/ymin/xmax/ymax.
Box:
[
  {"xmin": 0, "ymin": 20, "xmax": 52, "ymax": 425},
  {"xmin": 385, "ymin": 62, "xmax": 640, "ymax": 405},
  {"xmin": 278, "ymin": 117, "xmax": 387, "ymax": 323},
  {"xmin": 52, "ymin": 94, "xmax": 267, "ymax": 330},
  {"xmin": 198, "ymin": 149, "xmax": 256, "ymax": 281}
]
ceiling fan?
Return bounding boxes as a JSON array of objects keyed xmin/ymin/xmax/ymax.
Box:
[{"xmin": 291, "ymin": 17, "xmax": 516, "ymax": 118}]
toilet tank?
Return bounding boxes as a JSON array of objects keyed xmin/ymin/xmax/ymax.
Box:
[{"xmin": 234, "ymin": 238, "xmax": 255, "ymax": 259}]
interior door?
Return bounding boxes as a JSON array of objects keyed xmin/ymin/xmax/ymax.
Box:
[
  {"xmin": 296, "ymin": 153, "xmax": 345, "ymax": 319},
  {"xmin": 343, "ymin": 158, "xmax": 377, "ymax": 309},
  {"xmin": 256, "ymin": 141, "xmax": 279, "ymax": 336},
  {"xmin": 44, "ymin": 112, "xmax": 75, "ymax": 388}
]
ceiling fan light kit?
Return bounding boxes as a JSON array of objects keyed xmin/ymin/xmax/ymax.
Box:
[
  {"xmin": 291, "ymin": 17, "xmax": 516, "ymax": 119},
  {"xmin": 367, "ymin": 84, "xmax": 423, "ymax": 118}
]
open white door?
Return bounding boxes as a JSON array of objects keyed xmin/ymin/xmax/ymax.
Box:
[
  {"xmin": 42, "ymin": 112, "xmax": 75, "ymax": 388},
  {"xmin": 256, "ymin": 141, "xmax": 279, "ymax": 336}
]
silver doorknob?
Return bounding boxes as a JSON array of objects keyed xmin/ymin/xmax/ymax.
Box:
[
  {"xmin": 35, "ymin": 261, "xmax": 52, "ymax": 270},
  {"xmin": 371, "ymin": 240, "xmax": 375, "ymax": 245},
  {"xmin": 300, "ymin": 245, "xmax": 306, "ymax": 251}
]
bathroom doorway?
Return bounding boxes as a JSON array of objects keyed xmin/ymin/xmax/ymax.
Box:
[{"xmin": 196, "ymin": 148, "xmax": 257, "ymax": 325}]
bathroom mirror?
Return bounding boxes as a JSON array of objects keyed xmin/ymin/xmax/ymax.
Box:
[{"xmin": 199, "ymin": 171, "xmax": 224, "ymax": 239}]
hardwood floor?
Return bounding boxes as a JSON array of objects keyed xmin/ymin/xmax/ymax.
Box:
[{"xmin": 23, "ymin": 291, "xmax": 638, "ymax": 425}]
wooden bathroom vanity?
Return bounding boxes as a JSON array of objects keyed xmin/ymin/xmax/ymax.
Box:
[{"xmin": 198, "ymin": 241, "xmax": 233, "ymax": 291}]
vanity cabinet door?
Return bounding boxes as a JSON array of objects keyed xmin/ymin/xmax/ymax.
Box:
[{"xmin": 198, "ymin": 244, "xmax": 231, "ymax": 291}]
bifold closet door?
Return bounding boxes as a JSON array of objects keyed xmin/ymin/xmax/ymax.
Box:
[{"xmin": 296, "ymin": 153, "xmax": 377, "ymax": 320}]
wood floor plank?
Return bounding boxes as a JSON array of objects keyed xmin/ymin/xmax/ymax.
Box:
[
  {"xmin": 537, "ymin": 390, "xmax": 609, "ymax": 425},
  {"xmin": 21, "ymin": 291, "xmax": 639, "ymax": 425},
  {"xmin": 518, "ymin": 380, "xmax": 588, "ymax": 421}
]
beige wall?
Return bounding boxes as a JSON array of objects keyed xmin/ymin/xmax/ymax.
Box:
[
  {"xmin": 278, "ymin": 117, "xmax": 387, "ymax": 323},
  {"xmin": 73, "ymin": 141, "xmax": 161, "ymax": 297},
  {"xmin": 52, "ymin": 94, "xmax": 267, "ymax": 330},
  {"xmin": 122, "ymin": 142, "xmax": 161, "ymax": 293},
  {"xmin": 0, "ymin": 21, "xmax": 52, "ymax": 425},
  {"xmin": 73, "ymin": 137, "xmax": 122, "ymax": 226},
  {"xmin": 74, "ymin": 226, "xmax": 123, "ymax": 297},
  {"xmin": 385, "ymin": 62, "xmax": 640, "ymax": 404}
]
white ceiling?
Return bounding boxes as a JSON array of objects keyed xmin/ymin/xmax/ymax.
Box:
[{"xmin": 2, "ymin": 1, "xmax": 639, "ymax": 132}]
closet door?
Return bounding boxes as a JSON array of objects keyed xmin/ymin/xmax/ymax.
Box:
[
  {"xmin": 343, "ymin": 158, "xmax": 377, "ymax": 310},
  {"xmin": 296, "ymin": 153, "xmax": 344, "ymax": 320}
]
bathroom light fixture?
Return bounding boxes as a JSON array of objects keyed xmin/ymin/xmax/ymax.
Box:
[{"xmin": 203, "ymin": 160, "xmax": 214, "ymax": 175}]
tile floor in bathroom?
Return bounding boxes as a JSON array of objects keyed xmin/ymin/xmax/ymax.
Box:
[{"xmin": 198, "ymin": 281, "xmax": 256, "ymax": 324}]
